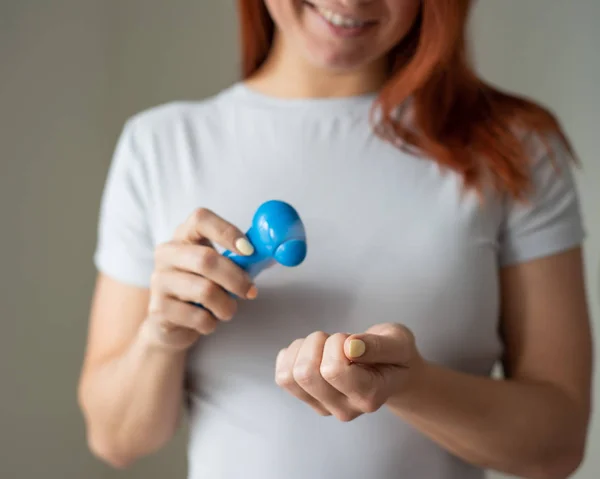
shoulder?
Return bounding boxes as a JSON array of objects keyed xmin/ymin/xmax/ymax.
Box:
[
  {"xmin": 497, "ymin": 126, "xmax": 584, "ymax": 266},
  {"xmin": 103, "ymin": 85, "xmax": 242, "ymax": 204},
  {"xmin": 122, "ymin": 85, "xmax": 239, "ymax": 146},
  {"xmin": 514, "ymin": 126, "xmax": 580, "ymax": 211},
  {"xmin": 482, "ymin": 124, "xmax": 579, "ymax": 207},
  {"xmin": 515, "ymin": 125, "xmax": 577, "ymax": 178}
]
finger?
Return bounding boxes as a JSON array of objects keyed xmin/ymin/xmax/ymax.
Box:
[
  {"xmin": 344, "ymin": 323, "xmax": 415, "ymax": 366},
  {"xmin": 319, "ymin": 332, "xmax": 353, "ymax": 390},
  {"xmin": 150, "ymin": 295, "xmax": 219, "ymax": 336},
  {"xmin": 293, "ymin": 332, "xmax": 358, "ymax": 421},
  {"xmin": 322, "ymin": 333, "xmax": 381, "ymax": 412},
  {"xmin": 155, "ymin": 242, "xmax": 256, "ymax": 299},
  {"xmin": 275, "ymin": 341, "xmax": 331, "ymax": 417},
  {"xmin": 174, "ymin": 207, "xmax": 254, "ymax": 256},
  {"xmin": 151, "ymin": 270, "xmax": 237, "ymax": 321},
  {"xmin": 165, "ymin": 299, "xmax": 218, "ymax": 335}
]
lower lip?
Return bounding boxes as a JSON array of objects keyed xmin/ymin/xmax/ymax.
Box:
[{"xmin": 307, "ymin": 5, "xmax": 375, "ymax": 38}]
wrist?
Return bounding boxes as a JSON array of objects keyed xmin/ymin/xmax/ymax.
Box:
[
  {"xmin": 386, "ymin": 358, "xmax": 436, "ymax": 411},
  {"xmin": 135, "ymin": 319, "xmax": 190, "ymax": 359}
]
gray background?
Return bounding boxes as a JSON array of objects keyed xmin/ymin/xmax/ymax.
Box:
[{"xmin": 0, "ymin": 1, "xmax": 597, "ymax": 478}]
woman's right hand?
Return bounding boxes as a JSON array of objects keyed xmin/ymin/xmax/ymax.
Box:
[{"xmin": 142, "ymin": 208, "xmax": 258, "ymax": 351}]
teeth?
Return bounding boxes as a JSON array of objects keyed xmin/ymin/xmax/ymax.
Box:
[{"xmin": 316, "ymin": 6, "xmax": 366, "ymax": 28}]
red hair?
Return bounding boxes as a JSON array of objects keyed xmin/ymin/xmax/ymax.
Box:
[{"xmin": 237, "ymin": 0, "xmax": 575, "ymax": 199}]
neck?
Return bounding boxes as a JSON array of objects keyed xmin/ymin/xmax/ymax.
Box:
[{"xmin": 245, "ymin": 30, "xmax": 389, "ymax": 99}]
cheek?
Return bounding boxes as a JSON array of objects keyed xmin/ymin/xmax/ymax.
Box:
[
  {"xmin": 263, "ymin": 0, "xmax": 302, "ymax": 31},
  {"xmin": 383, "ymin": 3, "xmax": 421, "ymax": 45}
]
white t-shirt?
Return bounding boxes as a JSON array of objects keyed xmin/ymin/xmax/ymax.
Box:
[{"xmin": 94, "ymin": 83, "xmax": 585, "ymax": 479}]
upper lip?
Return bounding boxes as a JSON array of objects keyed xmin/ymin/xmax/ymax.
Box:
[{"xmin": 308, "ymin": 2, "xmax": 377, "ymax": 22}]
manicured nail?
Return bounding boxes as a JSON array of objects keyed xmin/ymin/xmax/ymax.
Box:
[
  {"xmin": 246, "ymin": 285, "xmax": 258, "ymax": 300},
  {"xmin": 348, "ymin": 339, "xmax": 366, "ymax": 358},
  {"xmin": 235, "ymin": 237, "xmax": 254, "ymax": 256}
]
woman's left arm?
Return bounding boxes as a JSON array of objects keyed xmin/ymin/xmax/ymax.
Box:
[{"xmin": 386, "ymin": 247, "xmax": 593, "ymax": 479}]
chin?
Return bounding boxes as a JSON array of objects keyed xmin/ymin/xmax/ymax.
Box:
[
  {"xmin": 296, "ymin": 1, "xmax": 387, "ymax": 73},
  {"xmin": 311, "ymin": 57, "xmax": 368, "ymax": 73},
  {"xmin": 305, "ymin": 45, "xmax": 380, "ymax": 73}
]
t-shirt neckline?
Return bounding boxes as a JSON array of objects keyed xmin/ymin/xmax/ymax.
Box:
[{"xmin": 227, "ymin": 81, "xmax": 379, "ymax": 113}]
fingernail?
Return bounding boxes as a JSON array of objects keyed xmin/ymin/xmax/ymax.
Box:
[
  {"xmin": 348, "ymin": 339, "xmax": 366, "ymax": 358},
  {"xmin": 246, "ymin": 285, "xmax": 258, "ymax": 300},
  {"xmin": 235, "ymin": 237, "xmax": 254, "ymax": 256}
]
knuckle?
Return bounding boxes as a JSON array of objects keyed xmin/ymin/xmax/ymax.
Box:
[
  {"xmin": 328, "ymin": 332, "xmax": 347, "ymax": 342},
  {"xmin": 195, "ymin": 313, "xmax": 217, "ymax": 335},
  {"xmin": 187, "ymin": 307, "xmax": 212, "ymax": 331},
  {"xmin": 308, "ymin": 330, "xmax": 329, "ymax": 341},
  {"xmin": 187, "ymin": 310, "xmax": 206, "ymax": 331},
  {"xmin": 191, "ymin": 280, "xmax": 218, "ymax": 310},
  {"xmin": 288, "ymin": 338, "xmax": 304, "ymax": 351},
  {"xmin": 393, "ymin": 325, "xmax": 415, "ymax": 350},
  {"xmin": 379, "ymin": 322, "xmax": 397, "ymax": 330},
  {"xmin": 355, "ymin": 395, "xmax": 382, "ymax": 414},
  {"xmin": 293, "ymin": 362, "xmax": 318, "ymax": 385},
  {"xmin": 195, "ymin": 248, "xmax": 218, "ymax": 272},
  {"xmin": 192, "ymin": 207, "xmax": 212, "ymax": 223},
  {"xmin": 333, "ymin": 409, "xmax": 359, "ymax": 423},
  {"xmin": 383, "ymin": 323, "xmax": 413, "ymax": 342},
  {"xmin": 398, "ymin": 325, "xmax": 416, "ymax": 344},
  {"xmin": 220, "ymin": 223, "xmax": 240, "ymax": 243},
  {"xmin": 221, "ymin": 299, "xmax": 238, "ymax": 321},
  {"xmin": 198, "ymin": 280, "xmax": 219, "ymax": 301},
  {"xmin": 319, "ymin": 361, "xmax": 344, "ymax": 383},
  {"xmin": 275, "ymin": 370, "xmax": 295, "ymax": 388},
  {"xmin": 314, "ymin": 407, "xmax": 332, "ymax": 417}
]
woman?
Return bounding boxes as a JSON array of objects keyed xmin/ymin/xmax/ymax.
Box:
[{"xmin": 77, "ymin": 1, "xmax": 593, "ymax": 478}]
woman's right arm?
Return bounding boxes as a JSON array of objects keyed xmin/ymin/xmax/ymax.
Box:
[{"xmin": 77, "ymin": 208, "xmax": 258, "ymax": 468}]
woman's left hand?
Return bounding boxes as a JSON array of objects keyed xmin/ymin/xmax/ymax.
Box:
[{"xmin": 275, "ymin": 323, "xmax": 424, "ymax": 421}]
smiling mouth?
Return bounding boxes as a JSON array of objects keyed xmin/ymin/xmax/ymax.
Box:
[{"xmin": 303, "ymin": 1, "xmax": 376, "ymax": 29}]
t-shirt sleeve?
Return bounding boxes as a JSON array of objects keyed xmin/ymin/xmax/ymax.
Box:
[
  {"xmin": 498, "ymin": 132, "xmax": 586, "ymax": 267},
  {"xmin": 93, "ymin": 119, "xmax": 155, "ymax": 287}
]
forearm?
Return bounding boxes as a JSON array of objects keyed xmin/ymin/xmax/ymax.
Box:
[
  {"xmin": 78, "ymin": 322, "xmax": 187, "ymax": 467},
  {"xmin": 387, "ymin": 362, "xmax": 588, "ymax": 479}
]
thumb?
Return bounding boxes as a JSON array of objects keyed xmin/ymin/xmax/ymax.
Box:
[{"xmin": 344, "ymin": 325, "xmax": 414, "ymax": 366}]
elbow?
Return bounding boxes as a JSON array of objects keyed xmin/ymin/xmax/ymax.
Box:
[
  {"xmin": 520, "ymin": 444, "xmax": 586, "ymax": 479},
  {"xmin": 79, "ymin": 404, "xmax": 140, "ymax": 469},
  {"xmin": 77, "ymin": 381, "xmax": 179, "ymax": 468},
  {"xmin": 81, "ymin": 411, "xmax": 173, "ymax": 469},
  {"xmin": 78, "ymin": 385, "xmax": 139, "ymax": 468},
  {"xmin": 86, "ymin": 431, "xmax": 138, "ymax": 469},
  {"xmin": 515, "ymin": 394, "xmax": 591, "ymax": 479}
]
